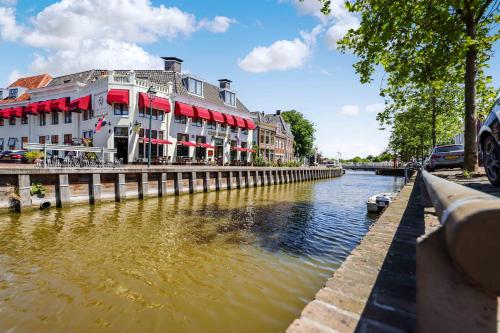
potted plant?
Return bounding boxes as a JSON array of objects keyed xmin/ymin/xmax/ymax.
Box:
[{"xmin": 30, "ymin": 182, "xmax": 47, "ymax": 198}]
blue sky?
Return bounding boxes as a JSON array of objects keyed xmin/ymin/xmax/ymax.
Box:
[{"xmin": 0, "ymin": 0, "xmax": 498, "ymax": 158}]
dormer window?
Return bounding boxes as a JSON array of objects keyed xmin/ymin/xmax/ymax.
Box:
[
  {"xmin": 185, "ymin": 77, "xmax": 203, "ymax": 96},
  {"xmin": 8, "ymin": 88, "xmax": 18, "ymax": 99},
  {"xmin": 222, "ymin": 90, "xmax": 236, "ymax": 106}
]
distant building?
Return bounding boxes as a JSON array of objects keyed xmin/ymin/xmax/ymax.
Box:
[
  {"xmin": 0, "ymin": 57, "xmax": 256, "ymax": 164},
  {"xmin": 250, "ymin": 110, "xmax": 295, "ymax": 162}
]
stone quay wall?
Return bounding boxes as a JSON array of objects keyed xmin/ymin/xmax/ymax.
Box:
[{"xmin": 0, "ymin": 166, "xmax": 343, "ymax": 213}]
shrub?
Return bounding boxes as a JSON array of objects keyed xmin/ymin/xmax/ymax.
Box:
[
  {"xmin": 24, "ymin": 150, "xmax": 44, "ymax": 163},
  {"xmin": 30, "ymin": 182, "xmax": 47, "ymax": 197}
]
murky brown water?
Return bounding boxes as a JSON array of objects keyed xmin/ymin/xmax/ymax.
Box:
[{"xmin": 0, "ymin": 171, "xmax": 403, "ymax": 333}]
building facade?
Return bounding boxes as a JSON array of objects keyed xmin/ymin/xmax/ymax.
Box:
[
  {"xmin": 0, "ymin": 57, "xmax": 256, "ymax": 165},
  {"xmin": 251, "ymin": 110, "xmax": 295, "ymax": 163}
]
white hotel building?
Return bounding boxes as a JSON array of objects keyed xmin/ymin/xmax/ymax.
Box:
[{"xmin": 0, "ymin": 57, "xmax": 256, "ymax": 165}]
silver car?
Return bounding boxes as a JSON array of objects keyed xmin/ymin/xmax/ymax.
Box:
[{"xmin": 426, "ymin": 144, "xmax": 464, "ymax": 171}]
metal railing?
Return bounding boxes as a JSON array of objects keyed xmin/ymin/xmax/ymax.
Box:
[{"xmin": 421, "ymin": 170, "xmax": 500, "ymax": 295}]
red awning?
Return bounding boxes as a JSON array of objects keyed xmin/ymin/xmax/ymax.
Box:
[
  {"xmin": 194, "ymin": 106, "xmax": 211, "ymax": 120},
  {"xmin": 10, "ymin": 107, "xmax": 23, "ymax": 118},
  {"xmin": 37, "ymin": 101, "xmax": 51, "ymax": 113},
  {"xmin": 143, "ymin": 138, "xmax": 173, "ymax": 144},
  {"xmin": 175, "ymin": 102, "xmax": 195, "ymax": 117},
  {"xmin": 178, "ymin": 141, "xmax": 197, "ymax": 147},
  {"xmin": 234, "ymin": 115, "xmax": 246, "ymax": 128},
  {"xmin": 50, "ymin": 97, "xmax": 69, "ymax": 112},
  {"xmin": 69, "ymin": 95, "xmax": 92, "ymax": 112},
  {"xmin": 107, "ymin": 89, "xmax": 129, "ymax": 105},
  {"xmin": 138, "ymin": 93, "xmax": 171, "ymax": 113},
  {"xmin": 0, "ymin": 109, "xmax": 10, "ymax": 119},
  {"xmin": 209, "ymin": 110, "xmax": 225, "ymax": 123},
  {"xmin": 224, "ymin": 113, "xmax": 236, "ymax": 126},
  {"xmin": 197, "ymin": 143, "xmax": 215, "ymax": 149},
  {"xmin": 245, "ymin": 118, "xmax": 256, "ymax": 130},
  {"xmin": 25, "ymin": 102, "xmax": 39, "ymax": 115}
]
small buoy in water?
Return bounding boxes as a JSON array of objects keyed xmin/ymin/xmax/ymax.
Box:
[{"xmin": 40, "ymin": 201, "xmax": 51, "ymax": 209}]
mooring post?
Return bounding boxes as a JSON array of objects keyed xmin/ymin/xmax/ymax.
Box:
[
  {"xmin": 216, "ymin": 172, "xmax": 222, "ymax": 191},
  {"xmin": 158, "ymin": 173, "xmax": 167, "ymax": 197},
  {"xmin": 139, "ymin": 172, "xmax": 148, "ymax": 199},
  {"xmin": 203, "ymin": 172, "xmax": 209, "ymax": 192},
  {"xmin": 245, "ymin": 170, "xmax": 251, "ymax": 188},
  {"xmin": 189, "ymin": 172, "xmax": 196, "ymax": 194},
  {"xmin": 56, "ymin": 174, "xmax": 70, "ymax": 208},
  {"xmin": 174, "ymin": 172, "xmax": 183, "ymax": 195},
  {"xmin": 90, "ymin": 173, "xmax": 101, "ymax": 204},
  {"xmin": 17, "ymin": 174, "xmax": 31, "ymax": 211},
  {"xmin": 115, "ymin": 173, "xmax": 126, "ymax": 202}
]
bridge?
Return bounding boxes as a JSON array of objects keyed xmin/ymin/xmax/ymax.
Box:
[{"xmin": 342, "ymin": 162, "xmax": 406, "ymax": 176}]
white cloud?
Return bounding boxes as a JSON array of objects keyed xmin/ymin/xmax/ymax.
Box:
[
  {"xmin": 0, "ymin": 0, "xmax": 16, "ymax": 6},
  {"xmin": 365, "ymin": 103, "xmax": 385, "ymax": 113},
  {"xmin": 7, "ymin": 69, "xmax": 25, "ymax": 84},
  {"xmin": 0, "ymin": 0, "xmax": 235, "ymax": 75},
  {"xmin": 339, "ymin": 104, "xmax": 360, "ymax": 116},
  {"xmin": 286, "ymin": 0, "xmax": 359, "ymax": 50},
  {"xmin": 238, "ymin": 38, "xmax": 311, "ymax": 73},
  {"xmin": 199, "ymin": 16, "xmax": 237, "ymax": 33}
]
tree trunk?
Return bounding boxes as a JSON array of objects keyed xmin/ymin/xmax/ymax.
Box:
[
  {"xmin": 431, "ymin": 96, "xmax": 437, "ymax": 148},
  {"xmin": 463, "ymin": 14, "xmax": 478, "ymax": 171}
]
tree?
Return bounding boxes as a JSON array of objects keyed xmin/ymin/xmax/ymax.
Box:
[
  {"xmin": 281, "ymin": 110, "xmax": 316, "ymax": 158},
  {"xmin": 315, "ymin": 0, "xmax": 499, "ymax": 170}
]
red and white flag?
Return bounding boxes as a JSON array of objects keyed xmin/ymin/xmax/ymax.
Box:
[{"xmin": 95, "ymin": 116, "xmax": 105, "ymax": 133}]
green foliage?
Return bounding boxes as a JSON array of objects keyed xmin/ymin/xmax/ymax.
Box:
[
  {"xmin": 253, "ymin": 155, "xmax": 269, "ymax": 167},
  {"xmin": 30, "ymin": 182, "xmax": 47, "ymax": 197},
  {"xmin": 314, "ymin": 0, "xmax": 499, "ymax": 168},
  {"xmin": 283, "ymin": 160, "xmax": 302, "ymax": 167},
  {"xmin": 281, "ymin": 110, "xmax": 315, "ymax": 158},
  {"xmin": 344, "ymin": 151, "xmax": 395, "ymax": 163},
  {"xmin": 24, "ymin": 150, "xmax": 44, "ymax": 163}
]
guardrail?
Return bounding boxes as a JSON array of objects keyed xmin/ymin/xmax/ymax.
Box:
[{"xmin": 418, "ymin": 171, "xmax": 500, "ymax": 332}]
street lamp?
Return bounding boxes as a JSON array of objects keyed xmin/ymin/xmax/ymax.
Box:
[{"xmin": 147, "ymin": 85, "xmax": 157, "ymax": 167}]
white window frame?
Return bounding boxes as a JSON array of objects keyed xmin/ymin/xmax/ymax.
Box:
[{"xmin": 186, "ymin": 77, "xmax": 203, "ymax": 97}]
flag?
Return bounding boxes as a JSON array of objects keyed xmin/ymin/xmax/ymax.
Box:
[{"xmin": 95, "ymin": 116, "xmax": 105, "ymax": 133}]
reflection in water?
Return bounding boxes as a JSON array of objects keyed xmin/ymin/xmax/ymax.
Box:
[{"xmin": 0, "ymin": 171, "xmax": 403, "ymax": 333}]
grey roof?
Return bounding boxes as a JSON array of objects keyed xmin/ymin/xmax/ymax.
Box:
[
  {"xmin": 250, "ymin": 111, "xmax": 293, "ymax": 137},
  {"xmin": 47, "ymin": 70, "xmax": 251, "ymax": 114}
]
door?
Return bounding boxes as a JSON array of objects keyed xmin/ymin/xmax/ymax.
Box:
[{"xmin": 114, "ymin": 138, "xmax": 128, "ymax": 164}]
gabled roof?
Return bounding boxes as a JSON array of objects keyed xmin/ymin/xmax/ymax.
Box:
[
  {"xmin": 8, "ymin": 73, "xmax": 52, "ymax": 89},
  {"xmin": 1, "ymin": 73, "xmax": 52, "ymax": 105},
  {"xmin": 47, "ymin": 69, "xmax": 251, "ymax": 114},
  {"xmin": 250, "ymin": 111, "xmax": 294, "ymax": 137}
]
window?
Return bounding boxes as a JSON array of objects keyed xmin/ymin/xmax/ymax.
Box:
[
  {"xmin": 114, "ymin": 127, "xmax": 128, "ymax": 137},
  {"xmin": 223, "ymin": 91, "xmax": 236, "ymax": 106},
  {"xmin": 242, "ymin": 128, "xmax": 248, "ymax": 135},
  {"xmin": 64, "ymin": 112, "xmax": 72, "ymax": 124},
  {"xmin": 207, "ymin": 121, "xmax": 216, "ymax": 130},
  {"xmin": 113, "ymin": 104, "xmax": 129, "ymax": 116},
  {"xmin": 83, "ymin": 109, "xmax": 94, "ymax": 120},
  {"xmin": 39, "ymin": 136, "xmax": 46, "ymax": 144},
  {"xmin": 176, "ymin": 133, "xmax": 190, "ymax": 157},
  {"xmin": 39, "ymin": 114, "xmax": 46, "ymax": 126},
  {"xmin": 187, "ymin": 77, "xmax": 203, "ymax": 96},
  {"xmin": 83, "ymin": 131, "xmax": 93, "ymax": 139},
  {"xmin": 174, "ymin": 114, "xmax": 187, "ymax": 124},
  {"xmin": 9, "ymin": 118, "xmax": 15, "ymax": 126},
  {"xmin": 52, "ymin": 112, "xmax": 59, "ymax": 125},
  {"xmin": 0, "ymin": 138, "xmax": 3, "ymax": 150},
  {"xmin": 51, "ymin": 135, "xmax": 59, "ymax": 144},
  {"xmin": 139, "ymin": 108, "xmax": 145, "ymax": 117},
  {"xmin": 8, "ymin": 138, "xmax": 16, "ymax": 149},
  {"xmin": 220, "ymin": 124, "xmax": 227, "ymax": 132},
  {"xmin": 21, "ymin": 115, "xmax": 28, "ymax": 124},
  {"xmin": 8, "ymin": 88, "xmax": 18, "ymax": 99},
  {"xmin": 192, "ymin": 118, "xmax": 203, "ymax": 127},
  {"xmin": 63, "ymin": 134, "xmax": 72, "ymax": 144},
  {"xmin": 0, "ymin": 119, "xmax": 3, "ymax": 126},
  {"xmin": 230, "ymin": 126, "xmax": 237, "ymax": 133},
  {"xmin": 21, "ymin": 137, "xmax": 28, "ymax": 147}
]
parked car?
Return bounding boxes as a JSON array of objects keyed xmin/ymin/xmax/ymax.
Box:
[
  {"xmin": 0, "ymin": 150, "xmax": 27, "ymax": 163},
  {"xmin": 478, "ymin": 99, "xmax": 500, "ymax": 186},
  {"xmin": 425, "ymin": 144, "xmax": 464, "ymax": 171}
]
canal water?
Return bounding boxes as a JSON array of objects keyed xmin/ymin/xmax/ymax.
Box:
[{"xmin": 0, "ymin": 171, "xmax": 403, "ymax": 333}]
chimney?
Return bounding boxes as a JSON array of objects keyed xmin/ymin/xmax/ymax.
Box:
[
  {"xmin": 218, "ymin": 79, "xmax": 232, "ymax": 90},
  {"xmin": 276, "ymin": 110, "xmax": 281, "ymax": 115},
  {"xmin": 162, "ymin": 57, "xmax": 183, "ymax": 73}
]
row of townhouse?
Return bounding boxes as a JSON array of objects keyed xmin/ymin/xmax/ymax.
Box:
[
  {"xmin": 250, "ymin": 111, "xmax": 295, "ymax": 163},
  {"xmin": 0, "ymin": 57, "xmax": 267, "ymax": 165}
]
